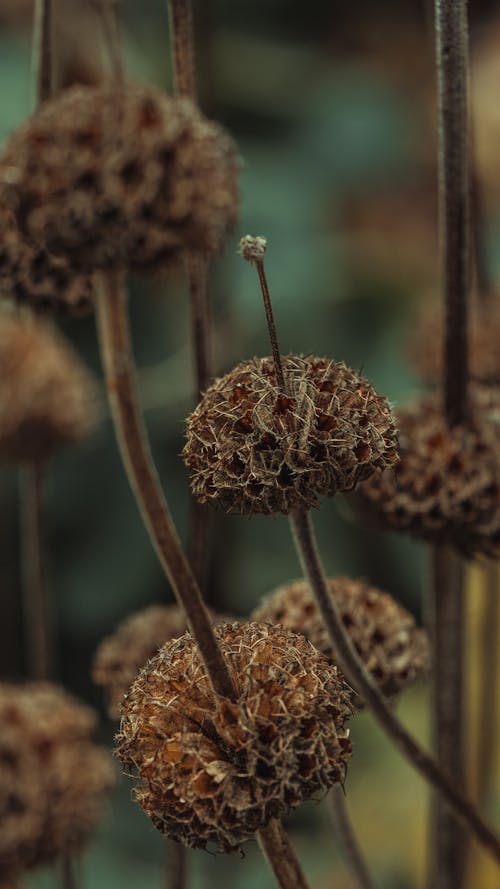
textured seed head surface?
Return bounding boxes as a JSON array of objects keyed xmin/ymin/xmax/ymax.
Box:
[
  {"xmin": 0, "ymin": 682, "xmax": 114, "ymax": 880},
  {"xmin": 357, "ymin": 388, "xmax": 500, "ymax": 558},
  {"xmin": 253, "ymin": 578, "xmax": 429, "ymax": 704},
  {"xmin": 0, "ymin": 310, "xmax": 98, "ymax": 463},
  {"xmin": 410, "ymin": 301, "xmax": 500, "ymax": 385},
  {"xmin": 183, "ymin": 355, "xmax": 398, "ymax": 515},
  {"xmin": 93, "ymin": 604, "xmax": 226, "ymax": 720},
  {"xmin": 116, "ymin": 621, "xmax": 353, "ymax": 852},
  {"xmin": 0, "ymin": 206, "xmax": 94, "ymax": 316},
  {"xmin": 0, "ymin": 86, "xmax": 239, "ymax": 271}
]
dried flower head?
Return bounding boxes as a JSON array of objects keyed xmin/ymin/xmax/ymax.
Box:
[
  {"xmin": 0, "ymin": 207, "xmax": 94, "ymax": 316},
  {"xmin": 357, "ymin": 388, "xmax": 500, "ymax": 558},
  {"xmin": 409, "ymin": 300, "xmax": 500, "ymax": 385},
  {"xmin": 0, "ymin": 310, "xmax": 98, "ymax": 463},
  {"xmin": 253, "ymin": 578, "xmax": 429, "ymax": 703},
  {"xmin": 116, "ymin": 621, "xmax": 353, "ymax": 852},
  {"xmin": 239, "ymin": 235, "xmax": 267, "ymax": 263},
  {"xmin": 0, "ymin": 682, "xmax": 114, "ymax": 881},
  {"xmin": 0, "ymin": 85, "xmax": 239, "ymax": 271},
  {"xmin": 93, "ymin": 604, "xmax": 227, "ymax": 719},
  {"xmin": 183, "ymin": 355, "xmax": 398, "ymax": 515}
]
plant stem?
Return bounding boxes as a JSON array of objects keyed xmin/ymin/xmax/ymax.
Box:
[
  {"xmin": 288, "ymin": 507, "xmax": 500, "ymax": 865},
  {"xmin": 94, "ymin": 270, "xmax": 235, "ymax": 702},
  {"xmin": 167, "ymin": 0, "xmax": 196, "ymax": 99},
  {"xmin": 255, "ymin": 258, "xmax": 286, "ymax": 393},
  {"xmin": 167, "ymin": 841, "xmax": 186, "ymax": 889},
  {"xmin": 477, "ymin": 562, "xmax": 500, "ymax": 812},
  {"xmin": 20, "ymin": 461, "xmax": 51, "ymax": 680},
  {"xmin": 33, "ymin": 0, "xmax": 53, "ymax": 104},
  {"xmin": 427, "ymin": 545, "xmax": 467, "ymax": 889},
  {"xmin": 257, "ymin": 818, "xmax": 311, "ymax": 889},
  {"xmin": 328, "ymin": 785, "xmax": 376, "ymax": 889}
]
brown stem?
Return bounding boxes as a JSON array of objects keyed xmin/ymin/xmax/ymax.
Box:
[
  {"xmin": 257, "ymin": 819, "xmax": 311, "ymax": 889},
  {"xmin": 92, "ymin": 0, "xmax": 124, "ymax": 86},
  {"xmin": 435, "ymin": 0, "xmax": 469, "ymax": 427},
  {"xmin": 94, "ymin": 270, "xmax": 235, "ymax": 702},
  {"xmin": 60, "ymin": 855, "xmax": 78, "ymax": 889},
  {"xmin": 20, "ymin": 461, "xmax": 51, "ymax": 680},
  {"xmin": 427, "ymin": 545, "xmax": 467, "ymax": 889},
  {"xmin": 166, "ymin": 841, "xmax": 186, "ymax": 889},
  {"xmin": 477, "ymin": 561, "xmax": 500, "ymax": 811},
  {"xmin": 328, "ymin": 786, "xmax": 376, "ymax": 889},
  {"xmin": 167, "ymin": 0, "xmax": 196, "ymax": 99},
  {"xmin": 288, "ymin": 507, "xmax": 500, "ymax": 865},
  {"xmin": 255, "ymin": 259, "xmax": 286, "ymax": 393},
  {"xmin": 33, "ymin": 0, "xmax": 53, "ymax": 104}
]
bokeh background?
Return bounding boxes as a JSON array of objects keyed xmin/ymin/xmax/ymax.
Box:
[{"xmin": 1, "ymin": 1, "xmax": 499, "ymax": 886}]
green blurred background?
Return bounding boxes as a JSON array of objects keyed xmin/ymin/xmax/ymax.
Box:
[{"xmin": 0, "ymin": 1, "xmax": 499, "ymax": 887}]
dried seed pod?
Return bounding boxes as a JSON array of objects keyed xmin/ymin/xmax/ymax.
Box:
[
  {"xmin": 93, "ymin": 604, "xmax": 227, "ymax": 719},
  {"xmin": 0, "ymin": 682, "xmax": 114, "ymax": 881},
  {"xmin": 0, "ymin": 85, "xmax": 239, "ymax": 272},
  {"xmin": 0, "ymin": 310, "xmax": 98, "ymax": 463},
  {"xmin": 0, "ymin": 207, "xmax": 94, "ymax": 316},
  {"xmin": 357, "ymin": 388, "xmax": 500, "ymax": 558},
  {"xmin": 409, "ymin": 301, "xmax": 500, "ymax": 385},
  {"xmin": 183, "ymin": 355, "xmax": 398, "ymax": 515},
  {"xmin": 116, "ymin": 621, "xmax": 353, "ymax": 852},
  {"xmin": 253, "ymin": 578, "xmax": 429, "ymax": 704}
]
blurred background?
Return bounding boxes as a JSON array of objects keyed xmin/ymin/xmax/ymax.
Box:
[{"xmin": 0, "ymin": 0, "xmax": 499, "ymax": 886}]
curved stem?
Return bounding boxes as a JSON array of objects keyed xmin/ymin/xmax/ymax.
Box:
[
  {"xmin": 94, "ymin": 270, "xmax": 235, "ymax": 702},
  {"xmin": 33, "ymin": 0, "xmax": 53, "ymax": 104},
  {"xmin": 289, "ymin": 507, "xmax": 500, "ymax": 865},
  {"xmin": 20, "ymin": 461, "xmax": 51, "ymax": 680},
  {"xmin": 257, "ymin": 819, "xmax": 311, "ymax": 889},
  {"xmin": 328, "ymin": 785, "xmax": 376, "ymax": 889}
]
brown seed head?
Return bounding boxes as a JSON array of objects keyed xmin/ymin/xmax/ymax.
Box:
[
  {"xmin": 239, "ymin": 235, "xmax": 267, "ymax": 264},
  {"xmin": 357, "ymin": 388, "xmax": 500, "ymax": 558},
  {"xmin": 183, "ymin": 355, "xmax": 398, "ymax": 515},
  {"xmin": 0, "ymin": 85, "xmax": 239, "ymax": 272},
  {"xmin": 0, "ymin": 682, "xmax": 114, "ymax": 880},
  {"xmin": 0, "ymin": 207, "xmax": 94, "ymax": 316},
  {"xmin": 116, "ymin": 621, "xmax": 353, "ymax": 852},
  {"xmin": 93, "ymin": 604, "xmax": 227, "ymax": 719},
  {"xmin": 253, "ymin": 578, "xmax": 429, "ymax": 705},
  {"xmin": 0, "ymin": 310, "xmax": 98, "ymax": 463}
]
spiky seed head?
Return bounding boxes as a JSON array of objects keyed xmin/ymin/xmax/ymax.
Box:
[
  {"xmin": 0, "ymin": 85, "xmax": 239, "ymax": 271},
  {"xmin": 116, "ymin": 621, "xmax": 353, "ymax": 852},
  {"xmin": 0, "ymin": 310, "xmax": 98, "ymax": 463},
  {"xmin": 253, "ymin": 578, "xmax": 429, "ymax": 705},
  {"xmin": 0, "ymin": 682, "xmax": 114, "ymax": 881},
  {"xmin": 183, "ymin": 355, "xmax": 398, "ymax": 515}
]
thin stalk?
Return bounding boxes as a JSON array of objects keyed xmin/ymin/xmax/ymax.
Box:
[
  {"xmin": 255, "ymin": 259, "xmax": 286, "ymax": 393},
  {"xmin": 328, "ymin": 786, "xmax": 376, "ymax": 889},
  {"xmin": 32, "ymin": 0, "xmax": 53, "ymax": 104},
  {"xmin": 257, "ymin": 818, "xmax": 311, "ymax": 889},
  {"xmin": 167, "ymin": 840, "xmax": 186, "ymax": 889},
  {"xmin": 94, "ymin": 270, "xmax": 235, "ymax": 702},
  {"xmin": 427, "ymin": 545, "xmax": 467, "ymax": 889},
  {"xmin": 477, "ymin": 562, "xmax": 500, "ymax": 811},
  {"xmin": 167, "ymin": 0, "xmax": 196, "ymax": 100},
  {"xmin": 288, "ymin": 507, "xmax": 500, "ymax": 865},
  {"xmin": 20, "ymin": 461, "xmax": 51, "ymax": 680},
  {"xmin": 60, "ymin": 855, "xmax": 78, "ymax": 889}
]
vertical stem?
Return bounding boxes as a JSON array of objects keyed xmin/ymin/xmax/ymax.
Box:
[
  {"xmin": 288, "ymin": 507, "xmax": 500, "ymax": 864},
  {"xmin": 477, "ymin": 562, "xmax": 500, "ymax": 811},
  {"xmin": 33, "ymin": 0, "xmax": 53, "ymax": 104},
  {"xmin": 328, "ymin": 786, "xmax": 376, "ymax": 889},
  {"xmin": 20, "ymin": 461, "xmax": 51, "ymax": 680},
  {"xmin": 167, "ymin": 0, "xmax": 196, "ymax": 99},
  {"xmin": 255, "ymin": 260, "xmax": 286, "ymax": 393},
  {"xmin": 257, "ymin": 819, "xmax": 311, "ymax": 889},
  {"xmin": 166, "ymin": 841, "xmax": 186, "ymax": 889},
  {"xmin": 95, "ymin": 0, "xmax": 124, "ymax": 86},
  {"xmin": 94, "ymin": 270, "xmax": 236, "ymax": 702}
]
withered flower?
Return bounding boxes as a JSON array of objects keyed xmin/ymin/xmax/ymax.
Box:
[
  {"xmin": 0, "ymin": 86, "xmax": 239, "ymax": 271},
  {"xmin": 253, "ymin": 578, "xmax": 429, "ymax": 703},
  {"xmin": 116, "ymin": 621, "xmax": 353, "ymax": 852}
]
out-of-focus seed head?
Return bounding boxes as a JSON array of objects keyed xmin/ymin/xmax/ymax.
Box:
[
  {"xmin": 0, "ymin": 310, "xmax": 98, "ymax": 463},
  {"xmin": 409, "ymin": 301, "xmax": 500, "ymax": 385},
  {"xmin": 183, "ymin": 355, "xmax": 398, "ymax": 515},
  {"xmin": 0, "ymin": 207, "xmax": 94, "ymax": 316},
  {"xmin": 253, "ymin": 578, "xmax": 429, "ymax": 705},
  {"xmin": 357, "ymin": 388, "xmax": 500, "ymax": 558},
  {"xmin": 0, "ymin": 86, "xmax": 239, "ymax": 272},
  {"xmin": 0, "ymin": 682, "xmax": 114, "ymax": 881},
  {"xmin": 239, "ymin": 235, "xmax": 267, "ymax": 264},
  {"xmin": 116, "ymin": 621, "xmax": 353, "ymax": 852},
  {"xmin": 93, "ymin": 604, "xmax": 227, "ymax": 719}
]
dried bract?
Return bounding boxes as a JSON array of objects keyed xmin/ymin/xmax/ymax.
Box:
[
  {"xmin": 253, "ymin": 578, "xmax": 429, "ymax": 703},
  {"xmin": 0, "ymin": 311, "xmax": 98, "ymax": 463},
  {"xmin": 357, "ymin": 389, "xmax": 500, "ymax": 558},
  {"xmin": 0, "ymin": 682, "xmax": 114, "ymax": 881},
  {"xmin": 183, "ymin": 355, "xmax": 398, "ymax": 515},
  {"xmin": 116, "ymin": 621, "xmax": 353, "ymax": 852},
  {"xmin": 0, "ymin": 86, "xmax": 239, "ymax": 271}
]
